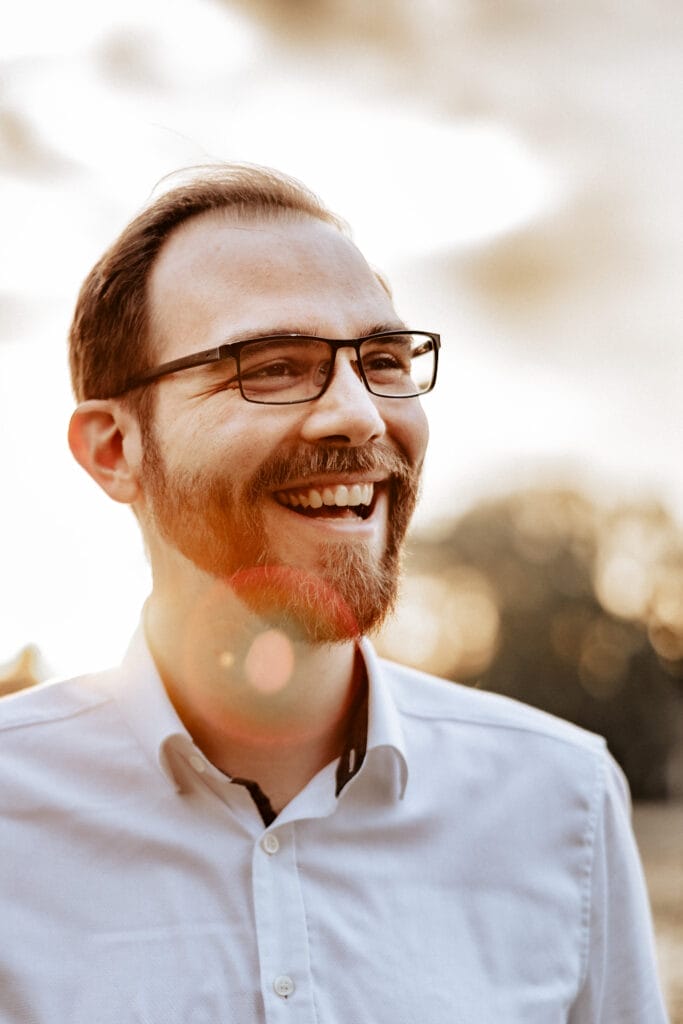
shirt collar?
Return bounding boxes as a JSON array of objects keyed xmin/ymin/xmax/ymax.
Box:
[
  {"xmin": 104, "ymin": 626, "xmax": 408, "ymax": 798},
  {"xmin": 360, "ymin": 637, "xmax": 409, "ymax": 798},
  {"xmin": 103, "ymin": 627, "xmax": 192, "ymax": 789}
]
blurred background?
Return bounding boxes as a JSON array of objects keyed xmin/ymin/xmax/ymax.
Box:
[{"xmin": 0, "ymin": 0, "xmax": 681, "ymax": 1015}]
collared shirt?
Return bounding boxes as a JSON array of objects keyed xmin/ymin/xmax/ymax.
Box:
[{"xmin": 0, "ymin": 631, "xmax": 668, "ymax": 1023}]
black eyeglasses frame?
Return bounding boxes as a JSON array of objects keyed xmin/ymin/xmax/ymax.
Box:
[{"xmin": 110, "ymin": 330, "xmax": 441, "ymax": 404}]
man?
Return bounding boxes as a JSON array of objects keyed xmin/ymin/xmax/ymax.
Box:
[{"xmin": 0, "ymin": 165, "xmax": 668, "ymax": 1022}]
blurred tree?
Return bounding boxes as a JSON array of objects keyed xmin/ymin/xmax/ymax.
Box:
[
  {"xmin": 0, "ymin": 645, "xmax": 44, "ymax": 697},
  {"xmin": 386, "ymin": 490, "xmax": 683, "ymax": 800}
]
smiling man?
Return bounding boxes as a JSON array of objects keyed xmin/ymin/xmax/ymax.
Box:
[{"xmin": 0, "ymin": 165, "xmax": 668, "ymax": 1022}]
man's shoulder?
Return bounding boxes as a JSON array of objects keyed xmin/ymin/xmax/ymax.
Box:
[
  {"xmin": 377, "ymin": 656, "xmax": 606, "ymax": 758},
  {"xmin": 0, "ymin": 670, "xmax": 114, "ymax": 736},
  {"xmin": 0, "ymin": 668, "xmax": 150, "ymax": 812}
]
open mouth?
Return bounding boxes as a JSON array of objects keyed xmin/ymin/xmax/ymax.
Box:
[{"xmin": 274, "ymin": 482, "xmax": 377, "ymax": 521}]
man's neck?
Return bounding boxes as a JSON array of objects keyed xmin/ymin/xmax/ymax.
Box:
[{"xmin": 144, "ymin": 580, "xmax": 361, "ymax": 814}]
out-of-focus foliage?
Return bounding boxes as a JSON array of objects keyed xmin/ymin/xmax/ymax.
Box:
[
  {"xmin": 0, "ymin": 644, "xmax": 45, "ymax": 697},
  {"xmin": 380, "ymin": 490, "xmax": 683, "ymax": 800}
]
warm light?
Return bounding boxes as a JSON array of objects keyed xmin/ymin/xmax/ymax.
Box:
[
  {"xmin": 651, "ymin": 573, "xmax": 683, "ymax": 632},
  {"xmin": 2, "ymin": 0, "xmax": 682, "ymax": 683},
  {"xmin": 578, "ymin": 618, "xmax": 632, "ymax": 699},
  {"xmin": 594, "ymin": 553, "xmax": 652, "ymax": 621},
  {"xmin": 244, "ymin": 630, "xmax": 295, "ymax": 694},
  {"xmin": 378, "ymin": 569, "xmax": 500, "ymax": 678},
  {"xmin": 648, "ymin": 573, "xmax": 683, "ymax": 661}
]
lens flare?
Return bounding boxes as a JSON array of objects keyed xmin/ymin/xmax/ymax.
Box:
[{"xmin": 244, "ymin": 629, "xmax": 295, "ymax": 694}]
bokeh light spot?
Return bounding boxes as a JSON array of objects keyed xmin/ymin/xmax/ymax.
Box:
[
  {"xmin": 244, "ymin": 629, "xmax": 295, "ymax": 695},
  {"xmin": 578, "ymin": 618, "xmax": 631, "ymax": 699},
  {"xmin": 379, "ymin": 570, "xmax": 500, "ymax": 678},
  {"xmin": 219, "ymin": 650, "xmax": 235, "ymax": 669},
  {"xmin": 595, "ymin": 553, "xmax": 652, "ymax": 620}
]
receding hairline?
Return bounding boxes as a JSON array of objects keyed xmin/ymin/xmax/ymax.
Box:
[
  {"xmin": 147, "ymin": 162, "xmax": 346, "ymax": 216},
  {"xmin": 136, "ymin": 170, "xmax": 352, "ymax": 301},
  {"xmin": 153, "ymin": 200, "xmax": 349, "ymax": 256}
]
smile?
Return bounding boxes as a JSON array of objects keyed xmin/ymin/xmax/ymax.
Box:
[{"xmin": 274, "ymin": 482, "xmax": 376, "ymax": 520}]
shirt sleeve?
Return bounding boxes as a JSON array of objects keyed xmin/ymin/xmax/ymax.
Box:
[{"xmin": 568, "ymin": 751, "xmax": 670, "ymax": 1024}]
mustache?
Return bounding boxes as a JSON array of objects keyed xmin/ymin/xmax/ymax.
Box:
[{"xmin": 247, "ymin": 441, "xmax": 416, "ymax": 499}]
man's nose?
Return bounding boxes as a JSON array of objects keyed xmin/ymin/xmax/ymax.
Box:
[{"xmin": 299, "ymin": 350, "xmax": 386, "ymax": 447}]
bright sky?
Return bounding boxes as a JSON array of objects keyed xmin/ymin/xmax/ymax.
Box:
[{"xmin": 1, "ymin": 0, "xmax": 680, "ymax": 677}]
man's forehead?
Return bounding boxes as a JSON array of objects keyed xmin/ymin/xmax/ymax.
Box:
[{"xmin": 149, "ymin": 209, "xmax": 379, "ymax": 315}]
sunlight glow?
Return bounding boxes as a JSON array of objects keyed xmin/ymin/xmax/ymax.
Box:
[
  {"xmin": 244, "ymin": 630, "xmax": 295, "ymax": 694},
  {"xmin": 1, "ymin": 1, "xmax": 679, "ymax": 679}
]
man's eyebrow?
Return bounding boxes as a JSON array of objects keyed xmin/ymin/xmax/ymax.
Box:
[{"xmin": 360, "ymin": 320, "xmax": 408, "ymax": 336}]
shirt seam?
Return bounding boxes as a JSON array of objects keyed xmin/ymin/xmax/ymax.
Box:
[
  {"xmin": 575, "ymin": 746, "xmax": 606, "ymax": 995},
  {"xmin": 0, "ymin": 692, "xmax": 113, "ymax": 734},
  {"xmin": 394, "ymin": 706, "xmax": 605, "ymax": 754}
]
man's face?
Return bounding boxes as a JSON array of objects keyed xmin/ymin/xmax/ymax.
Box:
[{"xmin": 139, "ymin": 211, "xmax": 429, "ymax": 641}]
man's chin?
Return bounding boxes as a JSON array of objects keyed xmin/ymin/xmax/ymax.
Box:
[{"xmin": 228, "ymin": 559, "xmax": 397, "ymax": 644}]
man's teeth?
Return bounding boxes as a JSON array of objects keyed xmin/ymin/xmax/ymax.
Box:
[{"xmin": 276, "ymin": 483, "xmax": 374, "ymax": 510}]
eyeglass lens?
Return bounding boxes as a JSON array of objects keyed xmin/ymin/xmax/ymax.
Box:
[{"xmin": 237, "ymin": 333, "xmax": 436, "ymax": 404}]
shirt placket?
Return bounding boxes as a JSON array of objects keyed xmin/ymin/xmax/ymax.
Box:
[{"xmin": 252, "ymin": 821, "xmax": 318, "ymax": 1024}]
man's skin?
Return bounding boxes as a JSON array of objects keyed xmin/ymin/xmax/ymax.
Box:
[{"xmin": 68, "ymin": 210, "xmax": 428, "ymax": 815}]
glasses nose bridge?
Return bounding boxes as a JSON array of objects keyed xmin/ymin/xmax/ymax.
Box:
[{"xmin": 323, "ymin": 338, "xmax": 366, "ymax": 390}]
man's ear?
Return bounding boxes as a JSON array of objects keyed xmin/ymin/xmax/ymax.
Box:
[{"xmin": 68, "ymin": 400, "xmax": 143, "ymax": 505}]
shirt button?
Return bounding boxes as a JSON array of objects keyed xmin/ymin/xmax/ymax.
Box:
[
  {"xmin": 273, "ymin": 975, "xmax": 295, "ymax": 998},
  {"xmin": 189, "ymin": 755, "xmax": 206, "ymax": 774},
  {"xmin": 262, "ymin": 833, "xmax": 280, "ymax": 855}
]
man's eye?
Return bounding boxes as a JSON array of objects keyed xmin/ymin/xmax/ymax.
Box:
[
  {"xmin": 242, "ymin": 359, "xmax": 299, "ymax": 380},
  {"xmin": 364, "ymin": 353, "xmax": 402, "ymax": 370},
  {"xmin": 363, "ymin": 350, "xmax": 411, "ymax": 375}
]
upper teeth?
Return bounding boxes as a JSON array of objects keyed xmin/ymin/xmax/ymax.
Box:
[{"xmin": 276, "ymin": 483, "xmax": 374, "ymax": 509}]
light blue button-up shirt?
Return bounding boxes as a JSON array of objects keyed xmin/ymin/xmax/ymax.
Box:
[{"xmin": 0, "ymin": 631, "xmax": 668, "ymax": 1022}]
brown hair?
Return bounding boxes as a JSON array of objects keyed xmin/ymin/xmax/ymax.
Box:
[{"xmin": 68, "ymin": 163, "xmax": 346, "ymax": 405}]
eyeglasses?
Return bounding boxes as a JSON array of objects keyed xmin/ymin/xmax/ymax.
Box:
[{"xmin": 112, "ymin": 330, "xmax": 440, "ymax": 404}]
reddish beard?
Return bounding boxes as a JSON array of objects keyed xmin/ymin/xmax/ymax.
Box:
[{"xmin": 142, "ymin": 435, "xmax": 421, "ymax": 642}]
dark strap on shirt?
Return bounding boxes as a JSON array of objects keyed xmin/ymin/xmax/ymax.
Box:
[
  {"xmin": 230, "ymin": 776, "xmax": 278, "ymax": 827},
  {"xmin": 334, "ymin": 663, "xmax": 368, "ymax": 798}
]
